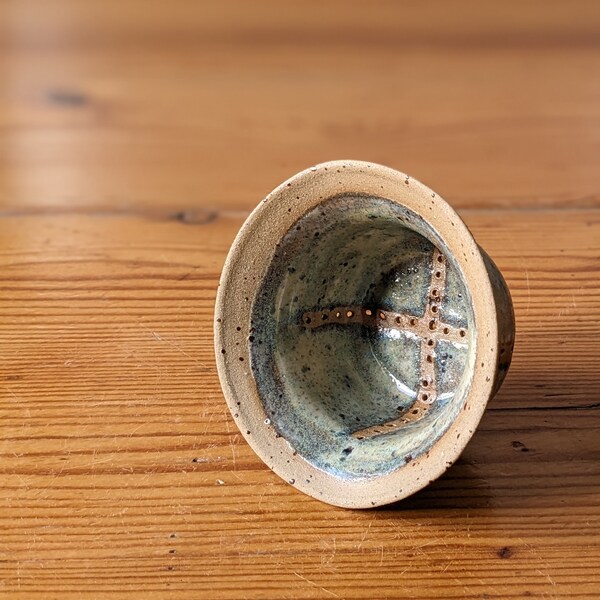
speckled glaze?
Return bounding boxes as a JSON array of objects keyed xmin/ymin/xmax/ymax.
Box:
[{"xmin": 215, "ymin": 161, "xmax": 514, "ymax": 508}]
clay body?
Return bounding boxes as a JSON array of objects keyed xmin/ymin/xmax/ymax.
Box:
[{"xmin": 215, "ymin": 161, "xmax": 514, "ymax": 508}]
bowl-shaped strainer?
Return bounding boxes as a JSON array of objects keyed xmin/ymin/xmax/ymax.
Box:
[{"xmin": 215, "ymin": 160, "xmax": 514, "ymax": 508}]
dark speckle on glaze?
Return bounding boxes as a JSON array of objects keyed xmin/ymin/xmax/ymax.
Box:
[{"xmin": 250, "ymin": 195, "xmax": 475, "ymax": 479}]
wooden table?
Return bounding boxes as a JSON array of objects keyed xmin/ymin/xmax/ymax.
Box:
[{"xmin": 1, "ymin": 2, "xmax": 599, "ymax": 598}]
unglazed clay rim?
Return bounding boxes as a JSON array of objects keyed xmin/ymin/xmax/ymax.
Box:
[{"xmin": 215, "ymin": 160, "xmax": 499, "ymax": 508}]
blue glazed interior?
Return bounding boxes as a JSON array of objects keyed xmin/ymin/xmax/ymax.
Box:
[{"xmin": 250, "ymin": 195, "xmax": 475, "ymax": 479}]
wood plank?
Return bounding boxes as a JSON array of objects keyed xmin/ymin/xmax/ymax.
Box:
[
  {"xmin": 1, "ymin": 1, "xmax": 599, "ymax": 212},
  {"xmin": 0, "ymin": 207, "xmax": 598, "ymax": 598},
  {"xmin": 1, "ymin": 1, "xmax": 600, "ymax": 597}
]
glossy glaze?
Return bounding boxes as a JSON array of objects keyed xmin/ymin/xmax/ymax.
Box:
[{"xmin": 251, "ymin": 194, "xmax": 475, "ymax": 478}]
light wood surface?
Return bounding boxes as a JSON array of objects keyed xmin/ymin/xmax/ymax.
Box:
[{"xmin": 1, "ymin": 1, "xmax": 599, "ymax": 598}]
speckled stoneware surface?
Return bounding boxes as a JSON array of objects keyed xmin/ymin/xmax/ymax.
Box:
[{"xmin": 215, "ymin": 161, "xmax": 514, "ymax": 508}]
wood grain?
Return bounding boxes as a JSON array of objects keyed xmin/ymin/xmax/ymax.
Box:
[
  {"xmin": 0, "ymin": 1, "xmax": 599, "ymax": 598},
  {"xmin": 1, "ymin": 209, "xmax": 599, "ymax": 598},
  {"xmin": 1, "ymin": 0, "xmax": 600, "ymax": 212}
]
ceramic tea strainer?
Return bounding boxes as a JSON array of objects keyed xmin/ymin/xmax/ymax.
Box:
[{"xmin": 215, "ymin": 160, "xmax": 514, "ymax": 508}]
